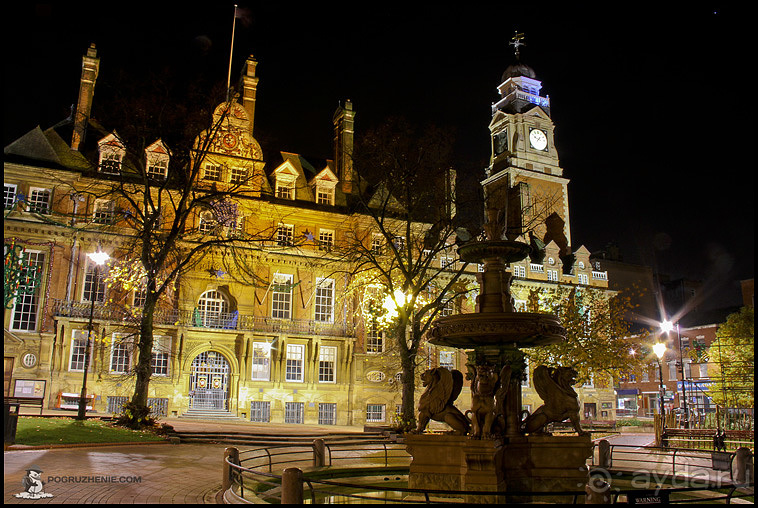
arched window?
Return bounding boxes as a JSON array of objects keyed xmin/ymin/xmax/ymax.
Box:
[{"xmin": 195, "ymin": 289, "xmax": 231, "ymax": 328}]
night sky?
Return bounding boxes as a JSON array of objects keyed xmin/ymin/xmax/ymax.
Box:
[{"xmin": 4, "ymin": 4, "xmax": 753, "ymax": 307}]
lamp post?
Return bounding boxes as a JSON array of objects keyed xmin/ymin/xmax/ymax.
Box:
[
  {"xmin": 77, "ymin": 249, "xmax": 110, "ymax": 420},
  {"xmin": 662, "ymin": 320, "xmax": 689, "ymax": 429},
  {"xmin": 653, "ymin": 342, "xmax": 667, "ymax": 444}
]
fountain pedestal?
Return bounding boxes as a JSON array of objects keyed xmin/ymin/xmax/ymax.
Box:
[
  {"xmin": 406, "ymin": 433, "xmax": 592, "ymax": 503},
  {"xmin": 405, "ymin": 434, "xmax": 505, "ymax": 503}
]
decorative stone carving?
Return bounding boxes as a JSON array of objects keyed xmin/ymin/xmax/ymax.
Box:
[
  {"xmin": 521, "ymin": 366, "xmax": 587, "ymax": 435},
  {"xmin": 468, "ymin": 363, "xmax": 509, "ymax": 439},
  {"xmin": 415, "ymin": 368, "xmax": 470, "ymax": 435}
]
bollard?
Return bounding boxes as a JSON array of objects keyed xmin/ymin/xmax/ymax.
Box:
[
  {"xmin": 281, "ymin": 467, "xmax": 304, "ymax": 504},
  {"xmin": 223, "ymin": 447, "xmax": 240, "ymax": 492},
  {"xmin": 598, "ymin": 439, "xmax": 612, "ymax": 469},
  {"xmin": 313, "ymin": 438, "xmax": 326, "ymax": 467},
  {"xmin": 585, "ymin": 477, "xmax": 611, "ymax": 504},
  {"xmin": 734, "ymin": 447, "xmax": 753, "ymax": 485}
]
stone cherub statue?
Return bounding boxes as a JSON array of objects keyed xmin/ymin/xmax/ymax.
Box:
[
  {"xmin": 520, "ymin": 365, "xmax": 588, "ymax": 435},
  {"xmin": 415, "ymin": 367, "xmax": 470, "ymax": 435}
]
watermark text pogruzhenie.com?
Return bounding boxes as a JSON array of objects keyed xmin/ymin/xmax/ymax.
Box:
[{"xmin": 46, "ymin": 475, "xmax": 142, "ymax": 484}]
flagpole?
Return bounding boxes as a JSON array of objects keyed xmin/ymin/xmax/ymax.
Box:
[{"xmin": 226, "ymin": 4, "xmax": 238, "ymax": 102}]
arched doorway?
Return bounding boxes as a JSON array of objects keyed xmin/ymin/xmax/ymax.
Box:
[{"xmin": 189, "ymin": 351, "xmax": 230, "ymax": 410}]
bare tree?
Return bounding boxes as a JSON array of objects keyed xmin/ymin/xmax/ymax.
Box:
[
  {"xmin": 63, "ymin": 72, "xmax": 278, "ymax": 427},
  {"xmin": 334, "ymin": 118, "xmax": 477, "ymax": 430}
]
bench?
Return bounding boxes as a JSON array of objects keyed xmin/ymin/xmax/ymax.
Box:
[{"xmin": 4, "ymin": 397, "xmax": 44, "ymax": 415}]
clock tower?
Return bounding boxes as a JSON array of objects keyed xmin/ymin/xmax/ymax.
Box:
[{"xmin": 483, "ymin": 34, "xmax": 572, "ymax": 258}]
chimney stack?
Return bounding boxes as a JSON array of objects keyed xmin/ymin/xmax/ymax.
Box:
[
  {"xmin": 71, "ymin": 43, "xmax": 100, "ymax": 151},
  {"xmin": 242, "ymin": 55, "xmax": 259, "ymax": 134},
  {"xmin": 333, "ymin": 100, "xmax": 355, "ymax": 194}
]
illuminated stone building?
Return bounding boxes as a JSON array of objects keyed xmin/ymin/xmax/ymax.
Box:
[{"xmin": 4, "ymin": 42, "xmax": 614, "ymax": 426}]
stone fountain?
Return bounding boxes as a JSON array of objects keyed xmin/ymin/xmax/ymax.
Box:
[{"xmin": 405, "ymin": 206, "xmax": 593, "ymax": 503}]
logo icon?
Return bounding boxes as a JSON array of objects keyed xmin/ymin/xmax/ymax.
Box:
[{"xmin": 15, "ymin": 464, "xmax": 53, "ymax": 499}]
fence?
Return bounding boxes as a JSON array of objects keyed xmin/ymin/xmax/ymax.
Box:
[{"xmin": 222, "ymin": 438, "xmax": 754, "ymax": 504}]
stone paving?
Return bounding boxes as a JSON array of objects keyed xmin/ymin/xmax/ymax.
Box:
[
  {"xmin": 4, "ymin": 442, "xmax": 229, "ymax": 504},
  {"xmin": 4, "ymin": 414, "xmax": 370, "ymax": 504}
]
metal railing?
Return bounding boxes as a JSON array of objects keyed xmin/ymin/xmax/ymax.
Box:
[
  {"xmin": 222, "ymin": 439, "xmax": 754, "ymax": 504},
  {"xmin": 51, "ymin": 299, "xmax": 354, "ymax": 337},
  {"xmin": 599, "ymin": 443, "xmax": 737, "ymax": 483}
]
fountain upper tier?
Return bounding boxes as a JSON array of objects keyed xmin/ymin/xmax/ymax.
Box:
[{"xmin": 428, "ymin": 239, "xmax": 566, "ymax": 349}]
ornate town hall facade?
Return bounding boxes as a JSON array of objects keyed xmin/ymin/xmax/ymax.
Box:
[{"xmin": 4, "ymin": 43, "xmax": 614, "ymax": 425}]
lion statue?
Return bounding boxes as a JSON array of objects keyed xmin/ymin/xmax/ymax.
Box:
[
  {"xmin": 467, "ymin": 363, "xmax": 509, "ymax": 439},
  {"xmin": 520, "ymin": 365, "xmax": 587, "ymax": 435},
  {"xmin": 415, "ymin": 367, "xmax": 470, "ymax": 435}
]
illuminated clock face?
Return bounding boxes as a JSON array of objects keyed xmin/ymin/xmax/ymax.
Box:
[
  {"xmin": 529, "ymin": 128, "xmax": 548, "ymax": 151},
  {"xmin": 222, "ymin": 133, "xmax": 238, "ymax": 150}
]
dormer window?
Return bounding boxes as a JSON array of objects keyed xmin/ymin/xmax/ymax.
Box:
[
  {"xmin": 100, "ymin": 152, "xmax": 122, "ymax": 174},
  {"xmin": 145, "ymin": 139, "xmax": 170, "ymax": 180},
  {"xmin": 98, "ymin": 132, "xmax": 125, "ymax": 175},
  {"xmin": 315, "ymin": 186, "xmax": 334, "ymax": 205},
  {"xmin": 276, "ymin": 178, "xmax": 295, "ymax": 200},
  {"xmin": 310, "ymin": 168, "xmax": 338, "ymax": 206}
]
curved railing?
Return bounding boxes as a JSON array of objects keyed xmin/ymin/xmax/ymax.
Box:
[{"xmin": 222, "ymin": 439, "xmax": 754, "ymax": 504}]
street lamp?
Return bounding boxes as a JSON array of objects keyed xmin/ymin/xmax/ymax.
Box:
[
  {"xmin": 653, "ymin": 342, "xmax": 668, "ymax": 446},
  {"xmin": 662, "ymin": 319, "xmax": 689, "ymax": 429},
  {"xmin": 77, "ymin": 249, "xmax": 110, "ymax": 420}
]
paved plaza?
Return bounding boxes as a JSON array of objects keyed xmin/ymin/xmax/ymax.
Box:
[{"xmin": 4, "ymin": 416, "xmax": 371, "ymax": 504}]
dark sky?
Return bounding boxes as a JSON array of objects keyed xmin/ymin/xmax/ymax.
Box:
[{"xmin": 4, "ymin": 4, "xmax": 754, "ymax": 307}]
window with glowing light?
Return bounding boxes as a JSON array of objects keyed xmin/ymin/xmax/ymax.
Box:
[
  {"xmin": 251, "ymin": 342, "xmax": 271, "ymax": 381},
  {"xmin": 82, "ymin": 259, "xmax": 107, "ymax": 303},
  {"xmin": 10, "ymin": 250, "xmax": 45, "ymax": 332}
]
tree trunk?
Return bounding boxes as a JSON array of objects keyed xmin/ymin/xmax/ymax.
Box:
[
  {"xmin": 129, "ymin": 289, "xmax": 157, "ymax": 421},
  {"xmin": 398, "ymin": 323, "xmax": 416, "ymax": 431}
]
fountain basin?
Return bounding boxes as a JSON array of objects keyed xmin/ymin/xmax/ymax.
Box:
[{"xmin": 428, "ymin": 312, "xmax": 565, "ymax": 349}]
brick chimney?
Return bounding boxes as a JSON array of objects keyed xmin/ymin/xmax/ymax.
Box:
[
  {"xmin": 71, "ymin": 43, "xmax": 100, "ymax": 151},
  {"xmin": 242, "ymin": 55, "xmax": 259, "ymax": 134},
  {"xmin": 333, "ymin": 100, "xmax": 355, "ymax": 194}
]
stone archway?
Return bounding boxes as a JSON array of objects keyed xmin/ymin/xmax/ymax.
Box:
[{"xmin": 189, "ymin": 351, "xmax": 231, "ymax": 410}]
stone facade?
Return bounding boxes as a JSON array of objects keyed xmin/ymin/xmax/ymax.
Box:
[{"xmin": 4, "ymin": 44, "xmax": 613, "ymax": 427}]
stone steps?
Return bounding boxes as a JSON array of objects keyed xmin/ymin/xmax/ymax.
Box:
[
  {"xmin": 171, "ymin": 430, "xmax": 390, "ymax": 445},
  {"xmin": 178, "ymin": 408, "xmax": 241, "ymax": 420}
]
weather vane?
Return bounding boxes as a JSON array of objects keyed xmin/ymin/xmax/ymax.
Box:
[{"xmin": 510, "ymin": 32, "xmax": 526, "ymax": 60}]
